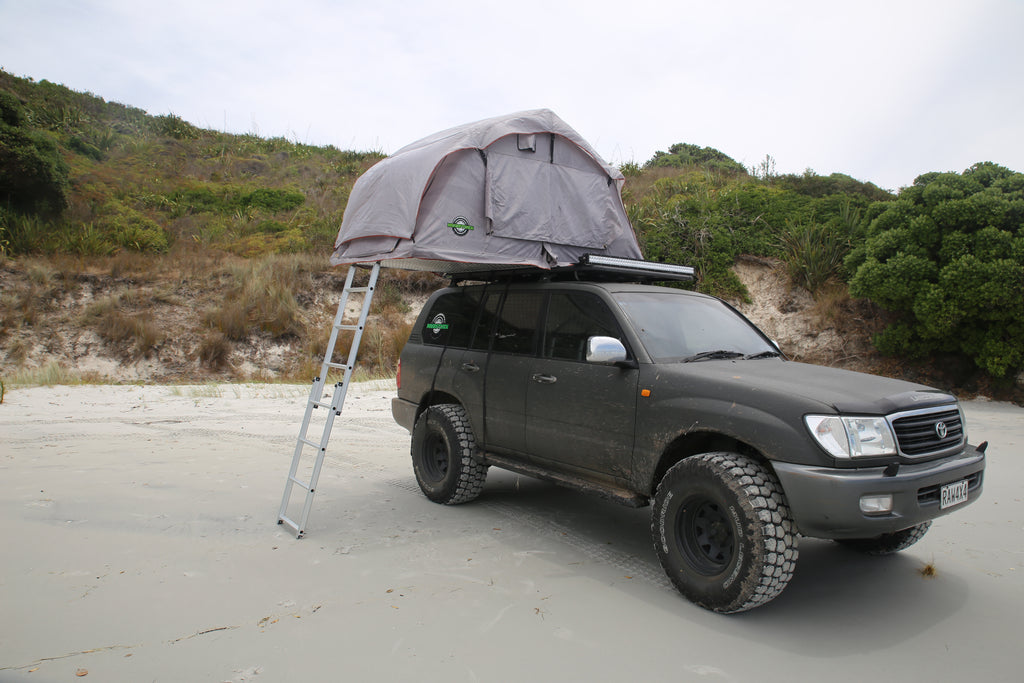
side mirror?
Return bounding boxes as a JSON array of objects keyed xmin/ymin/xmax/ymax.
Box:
[{"xmin": 587, "ymin": 336, "xmax": 629, "ymax": 365}]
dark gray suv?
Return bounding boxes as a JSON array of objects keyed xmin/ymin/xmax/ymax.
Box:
[{"xmin": 391, "ymin": 262, "xmax": 986, "ymax": 612}]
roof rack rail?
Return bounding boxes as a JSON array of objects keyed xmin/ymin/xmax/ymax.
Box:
[{"xmin": 447, "ymin": 255, "xmax": 696, "ymax": 284}]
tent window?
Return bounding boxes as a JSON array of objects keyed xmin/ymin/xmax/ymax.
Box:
[
  {"xmin": 485, "ymin": 153, "xmax": 617, "ymax": 249},
  {"xmin": 517, "ymin": 134, "xmax": 536, "ymax": 152}
]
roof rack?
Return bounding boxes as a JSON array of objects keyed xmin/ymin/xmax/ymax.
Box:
[{"xmin": 447, "ymin": 255, "xmax": 696, "ymax": 284}]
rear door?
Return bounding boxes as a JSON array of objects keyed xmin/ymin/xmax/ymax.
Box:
[{"xmin": 480, "ymin": 290, "xmax": 544, "ymax": 455}]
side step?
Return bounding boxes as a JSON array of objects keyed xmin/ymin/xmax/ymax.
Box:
[{"xmin": 482, "ymin": 453, "xmax": 650, "ymax": 508}]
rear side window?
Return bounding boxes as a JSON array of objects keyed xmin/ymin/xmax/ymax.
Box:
[
  {"xmin": 491, "ymin": 291, "xmax": 543, "ymax": 355},
  {"xmin": 421, "ymin": 290, "xmax": 479, "ymax": 348},
  {"xmin": 470, "ymin": 292, "xmax": 502, "ymax": 351}
]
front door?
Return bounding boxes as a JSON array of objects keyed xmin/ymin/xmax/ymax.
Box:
[{"xmin": 524, "ymin": 291, "xmax": 638, "ymax": 481}]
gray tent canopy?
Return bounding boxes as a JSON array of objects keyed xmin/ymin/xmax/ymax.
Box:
[{"xmin": 330, "ymin": 109, "xmax": 643, "ymax": 273}]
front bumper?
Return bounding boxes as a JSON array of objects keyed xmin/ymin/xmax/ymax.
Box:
[{"xmin": 772, "ymin": 444, "xmax": 985, "ymax": 539}]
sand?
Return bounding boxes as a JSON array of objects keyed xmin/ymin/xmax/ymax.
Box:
[{"xmin": 1, "ymin": 382, "xmax": 1021, "ymax": 682}]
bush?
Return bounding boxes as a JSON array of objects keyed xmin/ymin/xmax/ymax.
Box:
[
  {"xmin": 779, "ymin": 221, "xmax": 850, "ymax": 294},
  {"xmin": 153, "ymin": 114, "xmax": 200, "ymax": 140},
  {"xmin": 99, "ymin": 201, "xmax": 170, "ymax": 253},
  {"xmin": 646, "ymin": 143, "xmax": 747, "ymax": 176},
  {"xmin": 849, "ymin": 162, "xmax": 1024, "ymax": 377},
  {"xmin": 0, "ymin": 91, "xmax": 70, "ymax": 212}
]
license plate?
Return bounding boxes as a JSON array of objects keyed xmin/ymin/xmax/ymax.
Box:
[{"xmin": 940, "ymin": 479, "xmax": 969, "ymax": 509}]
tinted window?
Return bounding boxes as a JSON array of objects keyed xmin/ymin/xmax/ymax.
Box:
[
  {"xmin": 491, "ymin": 291, "xmax": 543, "ymax": 355},
  {"xmin": 614, "ymin": 291, "xmax": 774, "ymax": 361},
  {"xmin": 469, "ymin": 292, "xmax": 502, "ymax": 351},
  {"xmin": 542, "ymin": 292, "xmax": 622, "ymax": 361},
  {"xmin": 421, "ymin": 290, "xmax": 480, "ymax": 348}
]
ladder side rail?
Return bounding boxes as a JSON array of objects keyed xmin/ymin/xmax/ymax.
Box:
[
  {"xmin": 326, "ymin": 263, "xmax": 380, "ymax": 424},
  {"xmin": 315, "ymin": 265, "xmax": 360, "ymax": 389},
  {"xmin": 278, "ymin": 263, "xmax": 380, "ymax": 538},
  {"xmin": 277, "ymin": 266, "xmax": 359, "ymax": 527},
  {"xmin": 301, "ymin": 263, "xmax": 379, "ymax": 503}
]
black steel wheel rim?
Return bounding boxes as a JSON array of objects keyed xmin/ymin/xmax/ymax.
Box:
[
  {"xmin": 677, "ymin": 496, "xmax": 736, "ymax": 575},
  {"xmin": 422, "ymin": 431, "xmax": 450, "ymax": 481}
]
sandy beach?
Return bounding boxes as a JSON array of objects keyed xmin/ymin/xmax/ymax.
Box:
[{"xmin": 1, "ymin": 381, "xmax": 1021, "ymax": 682}]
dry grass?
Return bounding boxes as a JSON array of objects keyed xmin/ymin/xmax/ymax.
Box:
[
  {"xmin": 1, "ymin": 250, "xmax": 430, "ymax": 384},
  {"xmin": 205, "ymin": 256, "xmax": 311, "ymax": 341},
  {"xmin": 196, "ymin": 331, "xmax": 231, "ymax": 370},
  {"xmin": 95, "ymin": 309, "xmax": 164, "ymax": 356},
  {"xmin": 5, "ymin": 361, "xmax": 86, "ymax": 387}
]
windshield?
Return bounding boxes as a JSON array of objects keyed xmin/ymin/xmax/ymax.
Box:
[{"xmin": 613, "ymin": 291, "xmax": 777, "ymax": 362}]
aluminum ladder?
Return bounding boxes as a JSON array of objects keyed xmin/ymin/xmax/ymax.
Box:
[{"xmin": 277, "ymin": 263, "xmax": 380, "ymax": 538}]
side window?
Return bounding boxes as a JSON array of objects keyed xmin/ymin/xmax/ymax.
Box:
[
  {"xmin": 469, "ymin": 292, "xmax": 502, "ymax": 351},
  {"xmin": 421, "ymin": 290, "xmax": 479, "ymax": 348},
  {"xmin": 491, "ymin": 291, "xmax": 543, "ymax": 355},
  {"xmin": 542, "ymin": 292, "xmax": 622, "ymax": 362}
]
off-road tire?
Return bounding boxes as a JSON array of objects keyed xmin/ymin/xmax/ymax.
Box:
[
  {"xmin": 411, "ymin": 403, "xmax": 488, "ymax": 505},
  {"xmin": 836, "ymin": 521, "xmax": 932, "ymax": 556},
  {"xmin": 652, "ymin": 452, "xmax": 799, "ymax": 613}
]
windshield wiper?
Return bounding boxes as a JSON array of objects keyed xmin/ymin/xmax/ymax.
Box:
[
  {"xmin": 742, "ymin": 351, "xmax": 782, "ymax": 360},
  {"xmin": 683, "ymin": 350, "xmax": 745, "ymax": 363}
]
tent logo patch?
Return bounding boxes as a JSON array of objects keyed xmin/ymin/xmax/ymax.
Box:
[{"xmin": 447, "ymin": 216, "xmax": 474, "ymax": 237}]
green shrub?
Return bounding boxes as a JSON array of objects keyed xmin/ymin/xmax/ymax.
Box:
[
  {"xmin": 646, "ymin": 143, "xmax": 747, "ymax": 176},
  {"xmin": 153, "ymin": 113, "xmax": 200, "ymax": 140},
  {"xmin": 61, "ymin": 222, "xmax": 117, "ymax": 256},
  {"xmin": 849, "ymin": 162, "xmax": 1024, "ymax": 377},
  {"xmin": 68, "ymin": 135, "xmax": 104, "ymax": 161},
  {"xmin": 0, "ymin": 92, "xmax": 70, "ymax": 212},
  {"xmin": 779, "ymin": 221, "xmax": 850, "ymax": 294},
  {"xmin": 243, "ymin": 187, "xmax": 305, "ymax": 212},
  {"xmin": 100, "ymin": 201, "xmax": 169, "ymax": 252}
]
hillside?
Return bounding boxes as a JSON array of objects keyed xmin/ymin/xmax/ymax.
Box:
[{"xmin": 1, "ymin": 70, "xmax": 1022, "ymax": 402}]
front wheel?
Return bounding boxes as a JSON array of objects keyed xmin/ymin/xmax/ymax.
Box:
[
  {"xmin": 836, "ymin": 521, "xmax": 931, "ymax": 555},
  {"xmin": 411, "ymin": 403, "xmax": 488, "ymax": 505},
  {"xmin": 651, "ymin": 452, "xmax": 798, "ymax": 613}
]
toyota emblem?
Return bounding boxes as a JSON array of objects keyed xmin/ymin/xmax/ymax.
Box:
[{"xmin": 935, "ymin": 421, "xmax": 948, "ymax": 439}]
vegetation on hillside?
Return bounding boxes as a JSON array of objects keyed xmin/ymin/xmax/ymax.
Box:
[
  {"xmin": 0, "ymin": 70, "xmax": 382, "ymax": 259},
  {"xmin": 1, "ymin": 69, "xmax": 1022, "ymax": 389}
]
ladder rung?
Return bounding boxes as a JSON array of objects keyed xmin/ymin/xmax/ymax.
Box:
[
  {"xmin": 335, "ymin": 324, "xmax": 361, "ymax": 331},
  {"xmin": 277, "ymin": 515, "xmax": 303, "ymax": 537},
  {"xmin": 325, "ymin": 361, "xmax": 349, "ymax": 370},
  {"xmin": 288, "ymin": 475, "xmax": 311, "ymax": 491},
  {"xmin": 310, "ymin": 400, "xmax": 333, "ymax": 410},
  {"xmin": 299, "ymin": 437, "xmax": 322, "ymax": 449},
  {"xmin": 346, "ymin": 286, "xmax": 371, "ymax": 293}
]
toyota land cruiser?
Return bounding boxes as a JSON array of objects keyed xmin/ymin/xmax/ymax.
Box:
[{"xmin": 391, "ymin": 258, "xmax": 986, "ymax": 613}]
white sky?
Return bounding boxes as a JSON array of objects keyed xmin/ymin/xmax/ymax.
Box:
[{"xmin": 2, "ymin": 0, "xmax": 1022, "ymax": 191}]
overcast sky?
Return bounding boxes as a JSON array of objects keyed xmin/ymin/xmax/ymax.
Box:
[{"xmin": 2, "ymin": 0, "xmax": 1022, "ymax": 191}]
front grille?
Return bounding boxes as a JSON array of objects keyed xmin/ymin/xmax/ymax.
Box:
[
  {"xmin": 918, "ymin": 471, "xmax": 983, "ymax": 505},
  {"xmin": 891, "ymin": 407, "xmax": 964, "ymax": 457}
]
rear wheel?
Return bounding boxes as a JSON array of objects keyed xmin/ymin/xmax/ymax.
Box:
[
  {"xmin": 836, "ymin": 521, "xmax": 931, "ymax": 555},
  {"xmin": 411, "ymin": 403, "xmax": 488, "ymax": 504},
  {"xmin": 651, "ymin": 452, "xmax": 798, "ymax": 613}
]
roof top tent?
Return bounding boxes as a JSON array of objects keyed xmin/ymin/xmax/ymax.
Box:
[
  {"xmin": 329, "ymin": 108, "xmax": 643, "ymax": 273},
  {"xmin": 279, "ymin": 109, "xmax": 673, "ymax": 538}
]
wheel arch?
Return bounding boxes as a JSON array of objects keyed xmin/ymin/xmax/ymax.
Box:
[
  {"xmin": 415, "ymin": 390, "xmax": 462, "ymax": 423},
  {"xmin": 648, "ymin": 430, "xmax": 772, "ymax": 495}
]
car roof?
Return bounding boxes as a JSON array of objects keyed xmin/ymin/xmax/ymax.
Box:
[{"xmin": 444, "ymin": 279, "xmax": 718, "ymax": 302}]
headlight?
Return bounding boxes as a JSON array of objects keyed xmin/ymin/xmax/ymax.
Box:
[{"xmin": 805, "ymin": 415, "xmax": 897, "ymax": 458}]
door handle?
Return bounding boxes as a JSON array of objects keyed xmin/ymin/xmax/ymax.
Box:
[
  {"xmin": 531, "ymin": 373, "xmax": 557, "ymax": 384},
  {"xmin": 461, "ymin": 362, "xmax": 480, "ymax": 373}
]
